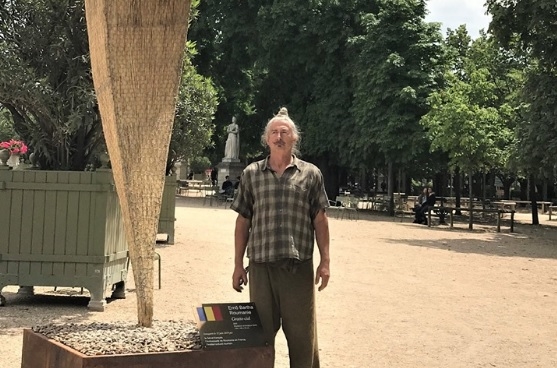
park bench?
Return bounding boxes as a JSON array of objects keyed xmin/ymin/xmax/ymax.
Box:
[
  {"xmin": 428, "ymin": 207, "xmax": 515, "ymax": 232},
  {"xmin": 393, "ymin": 197, "xmax": 414, "ymax": 221},
  {"xmin": 491, "ymin": 201, "xmax": 517, "ymax": 213},
  {"xmin": 513, "ymin": 200, "xmax": 552, "ymax": 213},
  {"xmin": 176, "ymin": 179, "xmax": 188, "ymax": 195},
  {"xmin": 394, "ymin": 208, "xmax": 416, "ymax": 221},
  {"xmin": 396, "ymin": 196, "xmax": 449, "ymax": 223}
]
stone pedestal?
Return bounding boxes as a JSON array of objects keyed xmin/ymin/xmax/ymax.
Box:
[{"xmin": 217, "ymin": 159, "xmax": 245, "ymax": 186}]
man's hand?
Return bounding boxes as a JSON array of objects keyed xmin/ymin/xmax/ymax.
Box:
[
  {"xmin": 232, "ymin": 265, "xmax": 248, "ymax": 292},
  {"xmin": 315, "ymin": 260, "xmax": 330, "ymax": 291}
]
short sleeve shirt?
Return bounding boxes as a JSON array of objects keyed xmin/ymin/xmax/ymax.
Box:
[{"xmin": 230, "ymin": 156, "xmax": 329, "ymax": 263}]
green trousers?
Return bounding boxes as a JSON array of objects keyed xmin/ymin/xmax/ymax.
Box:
[{"xmin": 249, "ymin": 259, "xmax": 320, "ymax": 368}]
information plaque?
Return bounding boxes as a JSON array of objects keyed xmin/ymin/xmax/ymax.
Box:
[{"xmin": 195, "ymin": 302, "xmax": 267, "ymax": 350}]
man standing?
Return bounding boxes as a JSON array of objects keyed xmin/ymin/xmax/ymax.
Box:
[{"xmin": 231, "ymin": 107, "xmax": 330, "ymax": 368}]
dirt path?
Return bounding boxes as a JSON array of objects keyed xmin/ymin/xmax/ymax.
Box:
[{"xmin": 1, "ymin": 196, "xmax": 557, "ymax": 367}]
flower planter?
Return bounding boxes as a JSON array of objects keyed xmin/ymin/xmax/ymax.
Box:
[
  {"xmin": 0, "ymin": 169, "xmax": 177, "ymax": 309},
  {"xmin": 6, "ymin": 153, "xmax": 20, "ymax": 168},
  {"xmin": 21, "ymin": 329, "xmax": 275, "ymax": 368},
  {"xmin": 159, "ymin": 175, "xmax": 177, "ymax": 244},
  {"xmin": 0, "ymin": 169, "xmax": 128, "ymax": 310}
]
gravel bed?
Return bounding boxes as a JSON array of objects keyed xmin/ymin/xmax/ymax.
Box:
[{"xmin": 32, "ymin": 320, "xmax": 202, "ymax": 356}]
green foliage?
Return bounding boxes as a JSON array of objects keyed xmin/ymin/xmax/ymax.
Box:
[
  {"xmin": 0, "ymin": 0, "xmax": 101, "ymax": 170},
  {"xmin": 0, "ymin": 107, "xmax": 17, "ymax": 142},
  {"xmin": 487, "ymin": 0, "xmax": 557, "ymax": 179},
  {"xmin": 486, "ymin": 0, "xmax": 557, "ymax": 70},
  {"xmin": 421, "ymin": 31, "xmax": 523, "ymax": 174},
  {"xmin": 300, "ymin": 0, "xmax": 375, "ymax": 167},
  {"xmin": 189, "ymin": 155, "xmax": 211, "ymax": 173},
  {"xmin": 513, "ymin": 69, "xmax": 557, "ymax": 176},
  {"xmin": 349, "ymin": 0, "xmax": 444, "ymax": 166},
  {"xmin": 188, "ymin": 0, "xmax": 262, "ymax": 162},
  {"xmin": 190, "ymin": 0, "xmax": 379, "ymax": 169},
  {"xmin": 167, "ymin": 48, "xmax": 218, "ymax": 174},
  {"xmin": 0, "ymin": 0, "xmax": 216, "ymax": 172}
]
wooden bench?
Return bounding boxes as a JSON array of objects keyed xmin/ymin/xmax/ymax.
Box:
[
  {"xmin": 394, "ymin": 208, "xmax": 415, "ymax": 221},
  {"xmin": 428, "ymin": 207, "xmax": 515, "ymax": 232},
  {"xmin": 176, "ymin": 180, "xmax": 189, "ymax": 195},
  {"xmin": 491, "ymin": 201, "xmax": 517, "ymax": 213},
  {"xmin": 514, "ymin": 200, "xmax": 552, "ymax": 213}
]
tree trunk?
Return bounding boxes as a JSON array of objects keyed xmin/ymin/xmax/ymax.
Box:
[
  {"xmin": 497, "ymin": 175, "xmax": 515, "ymax": 200},
  {"xmin": 454, "ymin": 167, "xmax": 462, "ymax": 216},
  {"xmin": 316, "ymin": 156, "xmax": 339, "ymax": 201},
  {"xmin": 85, "ymin": 0, "xmax": 191, "ymax": 327},
  {"xmin": 468, "ymin": 171, "xmax": 473, "ymax": 230},
  {"xmin": 482, "ymin": 172, "xmax": 487, "ymax": 210},
  {"xmin": 519, "ymin": 178, "xmax": 528, "ymax": 200},
  {"xmin": 387, "ymin": 161, "xmax": 394, "ymax": 216},
  {"xmin": 529, "ymin": 174, "xmax": 539, "ymax": 225},
  {"xmin": 404, "ymin": 175, "xmax": 412, "ymax": 196}
]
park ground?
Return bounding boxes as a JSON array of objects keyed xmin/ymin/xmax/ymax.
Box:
[{"xmin": 1, "ymin": 196, "xmax": 556, "ymax": 367}]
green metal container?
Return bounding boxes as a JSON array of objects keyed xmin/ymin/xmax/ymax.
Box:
[{"xmin": 0, "ymin": 168, "xmax": 175, "ymax": 310}]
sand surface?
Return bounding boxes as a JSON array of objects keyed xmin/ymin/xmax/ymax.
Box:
[{"xmin": 1, "ymin": 196, "xmax": 556, "ymax": 367}]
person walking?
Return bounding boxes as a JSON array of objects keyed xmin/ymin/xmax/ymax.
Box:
[{"xmin": 230, "ymin": 107, "xmax": 330, "ymax": 368}]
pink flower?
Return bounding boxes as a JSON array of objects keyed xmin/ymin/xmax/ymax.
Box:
[{"xmin": 0, "ymin": 139, "xmax": 28, "ymax": 155}]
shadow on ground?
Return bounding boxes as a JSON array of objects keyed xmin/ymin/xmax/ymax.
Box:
[{"xmin": 382, "ymin": 226, "xmax": 557, "ymax": 259}]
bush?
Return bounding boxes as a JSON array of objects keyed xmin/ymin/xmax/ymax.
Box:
[{"xmin": 189, "ymin": 156, "xmax": 211, "ymax": 174}]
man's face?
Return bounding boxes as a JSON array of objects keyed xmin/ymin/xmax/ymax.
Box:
[{"xmin": 266, "ymin": 119, "xmax": 295, "ymax": 153}]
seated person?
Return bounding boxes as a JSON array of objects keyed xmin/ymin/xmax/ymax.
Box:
[
  {"xmin": 414, "ymin": 187, "xmax": 436, "ymax": 224},
  {"xmin": 220, "ymin": 176, "xmax": 234, "ymax": 195},
  {"xmin": 414, "ymin": 187, "xmax": 428, "ymax": 211}
]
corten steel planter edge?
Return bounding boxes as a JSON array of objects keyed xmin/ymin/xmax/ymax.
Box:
[{"xmin": 21, "ymin": 328, "xmax": 275, "ymax": 368}]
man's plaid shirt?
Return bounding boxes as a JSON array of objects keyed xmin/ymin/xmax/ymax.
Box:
[{"xmin": 231, "ymin": 156, "xmax": 329, "ymax": 263}]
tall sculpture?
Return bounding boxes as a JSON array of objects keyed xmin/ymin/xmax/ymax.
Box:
[
  {"xmin": 224, "ymin": 116, "xmax": 240, "ymax": 159},
  {"xmin": 85, "ymin": 0, "xmax": 191, "ymax": 327}
]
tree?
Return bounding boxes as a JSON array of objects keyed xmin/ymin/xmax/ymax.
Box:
[
  {"xmin": 487, "ymin": 0, "xmax": 557, "ymax": 225},
  {"xmin": 254, "ymin": 0, "xmax": 379, "ymax": 196},
  {"xmin": 0, "ymin": 0, "xmax": 102, "ymax": 170},
  {"xmin": 422, "ymin": 30, "xmax": 527, "ymax": 225},
  {"xmin": 167, "ymin": 43, "xmax": 218, "ymax": 174},
  {"xmin": 349, "ymin": 0, "xmax": 444, "ymax": 211},
  {"xmin": 0, "ymin": 0, "xmax": 216, "ymax": 172},
  {"xmin": 188, "ymin": 0, "xmax": 262, "ymax": 163},
  {"xmin": 486, "ymin": 0, "xmax": 557, "ymax": 70},
  {"xmin": 190, "ymin": 0, "xmax": 380, "ymax": 197}
]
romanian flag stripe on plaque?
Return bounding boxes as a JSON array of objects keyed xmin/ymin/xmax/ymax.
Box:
[
  {"xmin": 196, "ymin": 307, "xmax": 206, "ymax": 322},
  {"xmin": 204, "ymin": 306, "xmax": 216, "ymax": 321},
  {"xmin": 212, "ymin": 306, "xmax": 223, "ymax": 321}
]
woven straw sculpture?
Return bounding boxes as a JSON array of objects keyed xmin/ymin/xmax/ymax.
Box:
[{"xmin": 85, "ymin": 0, "xmax": 191, "ymax": 327}]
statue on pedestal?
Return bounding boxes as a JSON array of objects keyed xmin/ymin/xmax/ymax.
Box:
[{"xmin": 224, "ymin": 116, "xmax": 240, "ymax": 160}]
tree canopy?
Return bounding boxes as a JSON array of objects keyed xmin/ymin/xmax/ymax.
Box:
[
  {"xmin": 349, "ymin": 0, "xmax": 444, "ymax": 167},
  {"xmin": 486, "ymin": 0, "xmax": 557, "ymax": 70},
  {"xmin": 422, "ymin": 30, "xmax": 523, "ymax": 175},
  {"xmin": 0, "ymin": 0, "xmax": 216, "ymax": 172},
  {"xmin": 2, "ymin": 0, "xmax": 555, "ymax": 200}
]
